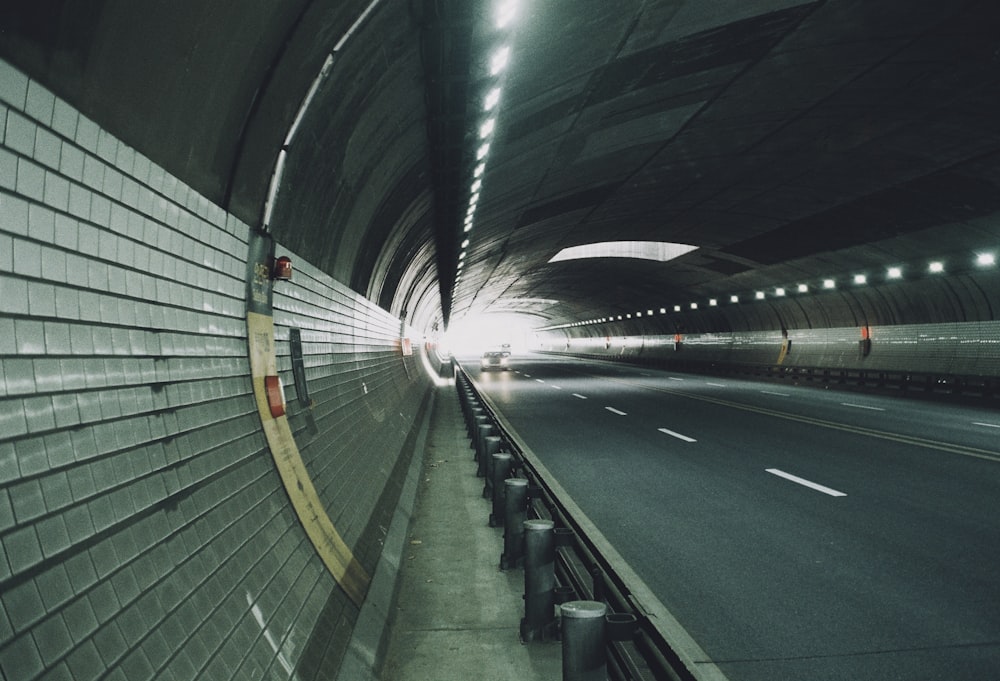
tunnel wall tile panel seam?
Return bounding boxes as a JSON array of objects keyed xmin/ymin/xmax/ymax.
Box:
[{"xmin": 0, "ymin": 58, "xmax": 432, "ymax": 681}]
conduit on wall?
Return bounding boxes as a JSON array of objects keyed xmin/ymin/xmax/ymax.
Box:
[{"xmin": 245, "ymin": 230, "xmax": 370, "ymax": 606}]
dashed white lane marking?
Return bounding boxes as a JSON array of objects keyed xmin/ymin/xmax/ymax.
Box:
[
  {"xmin": 761, "ymin": 390, "xmax": 790, "ymax": 397},
  {"xmin": 552, "ymin": 385, "xmax": 562, "ymax": 390},
  {"xmin": 605, "ymin": 407, "xmax": 627, "ymax": 416},
  {"xmin": 669, "ymin": 377, "xmax": 685, "ymax": 381},
  {"xmin": 973, "ymin": 421, "xmax": 1000, "ymax": 429},
  {"xmin": 536, "ymin": 379, "xmax": 545, "ymax": 383},
  {"xmin": 841, "ymin": 402, "xmax": 885, "ymax": 412},
  {"xmin": 766, "ymin": 469, "xmax": 847, "ymax": 497},
  {"xmin": 523, "ymin": 373, "xmax": 531, "ymax": 378},
  {"xmin": 658, "ymin": 428, "xmax": 697, "ymax": 443},
  {"xmin": 572, "ymin": 393, "xmax": 587, "ymax": 400},
  {"xmin": 706, "ymin": 382, "xmax": 725, "ymax": 387}
]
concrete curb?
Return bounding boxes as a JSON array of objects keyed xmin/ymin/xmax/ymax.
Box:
[{"xmin": 336, "ymin": 388, "xmax": 439, "ymax": 680}]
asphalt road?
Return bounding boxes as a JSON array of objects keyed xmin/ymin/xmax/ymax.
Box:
[{"xmin": 468, "ymin": 353, "xmax": 1000, "ymax": 681}]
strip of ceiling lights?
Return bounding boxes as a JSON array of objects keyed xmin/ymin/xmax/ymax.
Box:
[
  {"xmin": 454, "ymin": 0, "xmax": 520, "ymax": 291},
  {"xmin": 537, "ymin": 251, "xmax": 998, "ymax": 331}
]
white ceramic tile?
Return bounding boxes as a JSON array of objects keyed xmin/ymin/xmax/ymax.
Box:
[
  {"xmin": 15, "ymin": 156, "xmax": 44, "ymax": 201},
  {"xmin": 51, "ymin": 98, "xmax": 78, "ymax": 140},
  {"xmin": 0, "ymin": 146, "xmax": 16, "ymax": 189},
  {"xmin": 59, "ymin": 142, "xmax": 84, "ymax": 181},
  {"xmin": 34, "ymin": 127, "xmax": 60, "ymax": 170},
  {"xmin": 44, "ymin": 170, "xmax": 70, "ymax": 211}
]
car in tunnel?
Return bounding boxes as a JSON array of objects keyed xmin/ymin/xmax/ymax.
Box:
[{"xmin": 480, "ymin": 350, "xmax": 511, "ymax": 371}]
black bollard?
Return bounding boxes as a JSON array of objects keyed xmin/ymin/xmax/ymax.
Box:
[
  {"xmin": 481, "ymin": 436, "xmax": 501, "ymax": 496},
  {"xmin": 489, "ymin": 453, "xmax": 512, "ymax": 527},
  {"xmin": 521, "ymin": 519, "xmax": 557, "ymax": 642},
  {"xmin": 560, "ymin": 601, "xmax": 607, "ymax": 681},
  {"xmin": 500, "ymin": 478, "xmax": 528, "ymax": 569},
  {"xmin": 475, "ymin": 422, "xmax": 494, "ymax": 471}
]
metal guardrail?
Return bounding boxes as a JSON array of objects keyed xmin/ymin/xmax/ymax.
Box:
[{"xmin": 455, "ymin": 364, "xmax": 702, "ymax": 681}]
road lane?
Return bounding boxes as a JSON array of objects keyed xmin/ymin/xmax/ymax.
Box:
[{"xmin": 468, "ymin": 354, "xmax": 1000, "ymax": 681}]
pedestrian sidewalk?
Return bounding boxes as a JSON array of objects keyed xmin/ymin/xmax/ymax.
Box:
[{"xmin": 378, "ymin": 383, "xmax": 562, "ymax": 680}]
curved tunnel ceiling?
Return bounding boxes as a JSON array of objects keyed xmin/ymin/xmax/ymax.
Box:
[{"xmin": 3, "ymin": 0, "xmax": 999, "ymax": 333}]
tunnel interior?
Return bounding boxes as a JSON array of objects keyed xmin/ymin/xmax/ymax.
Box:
[{"xmin": 2, "ymin": 1, "xmax": 1000, "ymax": 679}]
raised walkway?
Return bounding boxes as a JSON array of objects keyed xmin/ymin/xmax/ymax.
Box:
[{"xmin": 378, "ymin": 382, "xmax": 562, "ymax": 680}]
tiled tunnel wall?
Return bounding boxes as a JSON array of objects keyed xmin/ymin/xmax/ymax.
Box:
[
  {"xmin": 0, "ymin": 58, "xmax": 432, "ymax": 681},
  {"xmin": 544, "ymin": 320, "xmax": 1000, "ymax": 379}
]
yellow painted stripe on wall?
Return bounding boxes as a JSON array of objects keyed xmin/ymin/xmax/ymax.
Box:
[{"xmin": 247, "ymin": 311, "xmax": 370, "ymax": 606}]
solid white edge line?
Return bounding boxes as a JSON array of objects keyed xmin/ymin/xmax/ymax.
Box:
[
  {"xmin": 973, "ymin": 421, "xmax": 1000, "ymax": 429},
  {"xmin": 766, "ymin": 468, "xmax": 847, "ymax": 497},
  {"xmin": 658, "ymin": 428, "xmax": 696, "ymax": 443},
  {"xmin": 841, "ymin": 402, "xmax": 885, "ymax": 411},
  {"xmin": 605, "ymin": 407, "xmax": 627, "ymax": 416},
  {"xmin": 572, "ymin": 393, "xmax": 587, "ymax": 400},
  {"xmin": 706, "ymin": 382, "xmax": 725, "ymax": 387}
]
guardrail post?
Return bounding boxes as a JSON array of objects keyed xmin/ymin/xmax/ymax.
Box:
[
  {"xmin": 481, "ymin": 436, "xmax": 501, "ymax": 496},
  {"xmin": 475, "ymin": 422, "xmax": 494, "ymax": 475},
  {"xmin": 560, "ymin": 601, "xmax": 607, "ymax": 681},
  {"xmin": 471, "ymin": 413, "xmax": 489, "ymax": 450},
  {"xmin": 521, "ymin": 519, "xmax": 557, "ymax": 642},
  {"xmin": 489, "ymin": 453, "xmax": 513, "ymax": 527},
  {"xmin": 500, "ymin": 478, "xmax": 528, "ymax": 569}
]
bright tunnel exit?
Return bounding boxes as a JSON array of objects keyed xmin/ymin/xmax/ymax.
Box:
[{"xmin": 441, "ymin": 312, "xmax": 542, "ymax": 360}]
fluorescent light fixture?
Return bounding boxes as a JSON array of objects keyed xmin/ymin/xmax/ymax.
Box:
[
  {"xmin": 464, "ymin": 222, "xmax": 473, "ymax": 233},
  {"xmin": 690, "ymin": 303, "xmax": 698, "ymax": 310},
  {"xmin": 617, "ymin": 315, "xmax": 622, "ymax": 320},
  {"xmin": 977, "ymin": 253, "xmax": 996, "ymax": 266},
  {"xmin": 490, "ymin": 46, "xmax": 510, "ymax": 75},
  {"xmin": 674, "ymin": 305, "xmax": 681, "ymax": 312},
  {"xmin": 474, "ymin": 162, "xmax": 486, "ymax": 177},
  {"xmin": 659, "ymin": 307, "xmax": 666, "ymax": 314},
  {"xmin": 549, "ymin": 240, "xmax": 698, "ymax": 263},
  {"xmin": 477, "ymin": 143, "xmax": 490, "ymax": 160},
  {"xmin": 458, "ymin": 251, "xmax": 465, "ymax": 260},
  {"xmin": 484, "ymin": 87, "xmax": 501, "ymax": 111},
  {"xmin": 471, "ymin": 179, "xmax": 482, "ymax": 193},
  {"xmin": 730, "ymin": 295, "xmax": 739, "ymax": 303},
  {"xmin": 775, "ymin": 288, "xmax": 786, "ymax": 297},
  {"xmin": 823, "ymin": 279, "xmax": 836, "ymax": 289},
  {"xmin": 755, "ymin": 291, "xmax": 765, "ymax": 300},
  {"xmin": 647, "ymin": 310, "xmax": 653, "ymax": 316},
  {"xmin": 887, "ymin": 267, "xmax": 902, "ymax": 279},
  {"xmin": 461, "ymin": 239, "xmax": 469, "ymax": 248},
  {"xmin": 496, "ymin": 0, "xmax": 518, "ymax": 28},
  {"xmin": 626, "ymin": 314, "xmax": 632, "ymax": 319},
  {"xmin": 797, "ymin": 283, "xmax": 808, "ymax": 293},
  {"xmin": 480, "ymin": 118, "xmax": 495, "ymax": 138},
  {"xmin": 636, "ymin": 312, "xmax": 642, "ymax": 317},
  {"xmin": 469, "ymin": 192, "xmax": 480, "ymax": 206},
  {"xmin": 709, "ymin": 299, "xmax": 718, "ymax": 306},
  {"xmin": 929, "ymin": 261, "xmax": 944, "ymax": 273},
  {"xmin": 853, "ymin": 274, "xmax": 867, "ymax": 285}
]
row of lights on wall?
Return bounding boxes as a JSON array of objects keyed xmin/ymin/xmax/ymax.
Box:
[
  {"xmin": 454, "ymin": 0, "xmax": 520, "ymax": 291},
  {"xmin": 544, "ymin": 252, "xmax": 998, "ymax": 330}
]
